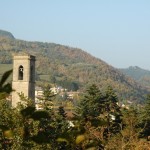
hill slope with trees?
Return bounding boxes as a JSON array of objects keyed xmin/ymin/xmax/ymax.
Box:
[
  {"xmin": 0, "ymin": 30, "xmax": 149, "ymax": 102},
  {"xmin": 0, "ymin": 29, "xmax": 15, "ymax": 39},
  {"xmin": 120, "ymin": 66, "xmax": 150, "ymax": 90}
]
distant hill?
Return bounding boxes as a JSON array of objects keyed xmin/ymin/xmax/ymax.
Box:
[
  {"xmin": 0, "ymin": 29, "xmax": 149, "ymax": 103},
  {"xmin": 120, "ymin": 66, "xmax": 150, "ymax": 89},
  {"xmin": 0, "ymin": 29, "xmax": 15, "ymax": 39}
]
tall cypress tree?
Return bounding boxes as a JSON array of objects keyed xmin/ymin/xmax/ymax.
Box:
[
  {"xmin": 103, "ymin": 86, "xmax": 122, "ymax": 138},
  {"xmin": 76, "ymin": 84, "xmax": 103, "ymax": 121},
  {"xmin": 38, "ymin": 84, "xmax": 56, "ymax": 111}
]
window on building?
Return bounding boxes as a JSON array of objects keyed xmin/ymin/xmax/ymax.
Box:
[{"xmin": 18, "ymin": 65, "xmax": 23, "ymax": 80}]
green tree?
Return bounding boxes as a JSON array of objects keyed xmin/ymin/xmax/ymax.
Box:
[
  {"xmin": 103, "ymin": 86, "xmax": 122, "ymax": 138},
  {"xmin": 70, "ymin": 82, "xmax": 79, "ymax": 91},
  {"xmin": 106, "ymin": 106, "xmax": 141, "ymax": 150},
  {"xmin": 76, "ymin": 84, "xmax": 103, "ymax": 121},
  {"xmin": 74, "ymin": 84, "xmax": 106, "ymax": 149},
  {"xmin": 38, "ymin": 84, "xmax": 56, "ymax": 110},
  {"xmin": 0, "ymin": 70, "xmax": 23, "ymax": 149},
  {"xmin": 49, "ymin": 75, "xmax": 56, "ymax": 84},
  {"xmin": 0, "ymin": 69, "xmax": 12, "ymax": 99},
  {"xmin": 58, "ymin": 106, "xmax": 67, "ymax": 118}
]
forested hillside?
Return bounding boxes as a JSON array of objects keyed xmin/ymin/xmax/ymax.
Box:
[
  {"xmin": 120, "ymin": 66, "xmax": 150, "ymax": 90},
  {"xmin": 0, "ymin": 29, "xmax": 15, "ymax": 39},
  {"xmin": 0, "ymin": 30, "xmax": 149, "ymax": 102}
]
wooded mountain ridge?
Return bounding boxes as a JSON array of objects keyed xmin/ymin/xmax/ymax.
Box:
[
  {"xmin": 120, "ymin": 66, "xmax": 150, "ymax": 90},
  {"xmin": 0, "ymin": 30, "xmax": 149, "ymax": 102}
]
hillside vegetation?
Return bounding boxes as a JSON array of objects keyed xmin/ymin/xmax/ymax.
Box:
[
  {"xmin": 0, "ymin": 29, "xmax": 15, "ymax": 39},
  {"xmin": 1, "ymin": 74, "xmax": 150, "ymax": 149},
  {"xmin": 120, "ymin": 66, "xmax": 150, "ymax": 90},
  {"xmin": 0, "ymin": 30, "xmax": 149, "ymax": 102}
]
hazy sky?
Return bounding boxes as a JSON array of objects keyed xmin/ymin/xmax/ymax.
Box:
[{"xmin": 0, "ymin": 0, "xmax": 150, "ymax": 69}]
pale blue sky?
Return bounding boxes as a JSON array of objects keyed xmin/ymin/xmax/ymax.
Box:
[{"xmin": 0, "ymin": 0, "xmax": 150, "ymax": 69}]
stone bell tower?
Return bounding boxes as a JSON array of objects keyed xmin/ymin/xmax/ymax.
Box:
[{"xmin": 12, "ymin": 54, "xmax": 36, "ymax": 107}]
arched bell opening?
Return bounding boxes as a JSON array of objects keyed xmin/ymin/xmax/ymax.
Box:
[{"xmin": 18, "ymin": 65, "xmax": 24, "ymax": 80}]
